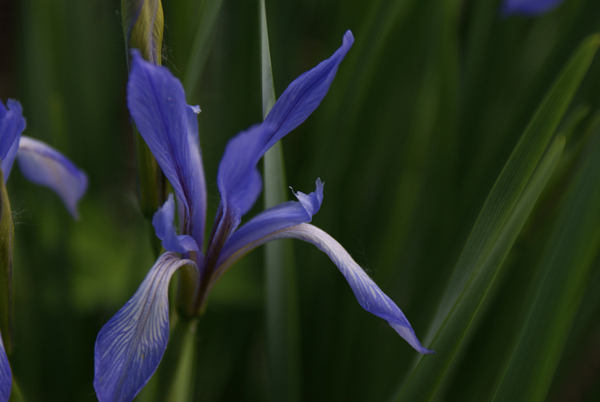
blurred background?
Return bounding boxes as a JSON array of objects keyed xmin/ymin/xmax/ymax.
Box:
[{"xmin": 1, "ymin": 0, "xmax": 600, "ymax": 400}]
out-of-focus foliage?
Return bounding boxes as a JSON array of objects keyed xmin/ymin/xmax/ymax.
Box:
[{"xmin": 1, "ymin": 0, "xmax": 600, "ymax": 400}]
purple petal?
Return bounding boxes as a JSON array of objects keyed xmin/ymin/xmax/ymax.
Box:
[
  {"xmin": 0, "ymin": 99, "xmax": 26, "ymax": 180},
  {"xmin": 217, "ymin": 179, "xmax": 324, "ymax": 269},
  {"xmin": 263, "ymin": 30, "xmax": 354, "ymax": 147},
  {"xmin": 0, "ymin": 332, "xmax": 11, "ymax": 402},
  {"xmin": 216, "ymin": 31, "xmax": 354, "ymax": 225},
  {"xmin": 94, "ymin": 252, "xmax": 197, "ymax": 402},
  {"xmin": 152, "ymin": 194, "xmax": 200, "ymax": 253},
  {"xmin": 127, "ymin": 50, "xmax": 206, "ymax": 247},
  {"xmin": 16, "ymin": 136, "xmax": 88, "ymax": 219},
  {"xmin": 501, "ymin": 0, "xmax": 564, "ymax": 15},
  {"xmin": 217, "ymin": 223, "xmax": 433, "ymax": 354}
]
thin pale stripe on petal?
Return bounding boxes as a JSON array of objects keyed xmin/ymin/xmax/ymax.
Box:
[
  {"xmin": 16, "ymin": 136, "xmax": 87, "ymax": 219},
  {"xmin": 94, "ymin": 253, "xmax": 197, "ymax": 402}
]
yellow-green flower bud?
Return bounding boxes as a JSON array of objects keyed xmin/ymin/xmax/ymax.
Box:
[{"xmin": 122, "ymin": 0, "xmax": 164, "ymax": 65}]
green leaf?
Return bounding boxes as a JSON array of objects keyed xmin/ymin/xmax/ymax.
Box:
[
  {"xmin": 395, "ymin": 34, "xmax": 600, "ymax": 401},
  {"xmin": 0, "ymin": 170, "xmax": 14, "ymax": 354},
  {"xmin": 491, "ymin": 124, "xmax": 600, "ymax": 401},
  {"xmin": 182, "ymin": 0, "xmax": 225, "ymax": 99},
  {"xmin": 260, "ymin": 1, "xmax": 301, "ymax": 401}
]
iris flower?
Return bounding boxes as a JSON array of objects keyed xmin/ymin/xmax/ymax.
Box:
[
  {"xmin": 94, "ymin": 30, "xmax": 433, "ymax": 402},
  {"xmin": 502, "ymin": 0, "xmax": 564, "ymax": 15},
  {"xmin": 0, "ymin": 98, "xmax": 88, "ymax": 401}
]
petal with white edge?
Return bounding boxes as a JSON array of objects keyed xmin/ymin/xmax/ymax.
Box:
[
  {"xmin": 218, "ymin": 223, "xmax": 433, "ymax": 354},
  {"xmin": 94, "ymin": 252, "xmax": 198, "ymax": 402},
  {"xmin": 16, "ymin": 136, "xmax": 87, "ymax": 219}
]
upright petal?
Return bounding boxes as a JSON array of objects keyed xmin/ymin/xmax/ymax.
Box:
[
  {"xmin": 501, "ymin": 0, "xmax": 564, "ymax": 15},
  {"xmin": 216, "ymin": 31, "xmax": 353, "ymax": 223},
  {"xmin": 16, "ymin": 136, "xmax": 88, "ymax": 219},
  {"xmin": 127, "ymin": 50, "xmax": 206, "ymax": 247},
  {"xmin": 218, "ymin": 223, "xmax": 433, "ymax": 354},
  {"xmin": 0, "ymin": 332, "xmax": 10, "ymax": 402},
  {"xmin": 152, "ymin": 194, "xmax": 199, "ymax": 254},
  {"xmin": 94, "ymin": 252, "xmax": 197, "ymax": 402},
  {"xmin": 0, "ymin": 99, "xmax": 26, "ymax": 180},
  {"xmin": 263, "ymin": 30, "xmax": 354, "ymax": 147}
]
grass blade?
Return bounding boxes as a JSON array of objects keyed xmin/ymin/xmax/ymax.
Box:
[
  {"xmin": 491, "ymin": 124, "xmax": 600, "ymax": 401},
  {"xmin": 260, "ymin": 1, "xmax": 301, "ymax": 401},
  {"xmin": 395, "ymin": 34, "xmax": 600, "ymax": 401}
]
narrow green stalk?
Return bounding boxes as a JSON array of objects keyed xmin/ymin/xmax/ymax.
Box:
[
  {"xmin": 156, "ymin": 317, "xmax": 198, "ymax": 402},
  {"xmin": 260, "ymin": 1, "xmax": 302, "ymax": 401}
]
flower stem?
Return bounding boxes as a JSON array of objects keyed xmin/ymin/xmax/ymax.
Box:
[{"xmin": 156, "ymin": 316, "xmax": 198, "ymax": 402}]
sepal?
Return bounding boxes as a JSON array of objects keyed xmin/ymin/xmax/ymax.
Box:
[
  {"xmin": 94, "ymin": 253, "xmax": 198, "ymax": 402},
  {"xmin": 16, "ymin": 136, "xmax": 88, "ymax": 219}
]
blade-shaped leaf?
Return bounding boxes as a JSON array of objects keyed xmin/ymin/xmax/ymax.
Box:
[
  {"xmin": 182, "ymin": 0, "xmax": 225, "ymax": 99},
  {"xmin": 395, "ymin": 34, "xmax": 599, "ymax": 401},
  {"xmin": 260, "ymin": 1, "xmax": 302, "ymax": 400},
  {"xmin": 491, "ymin": 125, "xmax": 600, "ymax": 401}
]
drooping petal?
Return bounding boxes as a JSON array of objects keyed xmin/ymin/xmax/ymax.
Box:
[
  {"xmin": 216, "ymin": 31, "xmax": 354, "ymax": 224},
  {"xmin": 94, "ymin": 252, "xmax": 197, "ymax": 402},
  {"xmin": 127, "ymin": 50, "xmax": 206, "ymax": 248},
  {"xmin": 0, "ymin": 99, "xmax": 26, "ymax": 180},
  {"xmin": 16, "ymin": 136, "xmax": 88, "ymax": 219},
  {"xmin": 218, "ymin": 223, "xmax": 433, "ymax": 354},
  {"xmin": 152, "ymin": 194, "xmax": 199, "ymax": 253},
  {"xmin": 217, "ymin": 179, "xmax": 324, "ymax": 271},
  {"xmin": 0, "ymin": 331, "xmax": 10, "ymax": 402},
  {"xmin": 501, "ymin": 0, "xmax": 564, "ymax": 15}
]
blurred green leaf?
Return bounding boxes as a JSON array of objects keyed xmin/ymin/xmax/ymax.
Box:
[
  {"xmin": 491, "ymin": 124, "xmax": 600, "ymax": 401},
  {"xmin": 182, "ymin": 0, "xmax": 225, "ymax": 99},
  {"xmin": 395, "ymin": 34, "xmax": 600, "ymax": 401},
  {"xmin": 260, "ymin": 1, "xmax": 301, "ymax": 401}
]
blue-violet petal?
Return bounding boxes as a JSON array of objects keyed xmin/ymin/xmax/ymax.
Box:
[
  {"xmin": 0, "ymin": 331, "xmax": 10, "ymax": 402},
  {"xmin": 94, "ymin": 252, "xmax": 197, "ymax": 402},
  {"xmin": 127, "ymin": 50, "xmax": 207, "ymax": 247},
  {"xmin": 16, "ymin": 136, "xmax": 88, "ymax": 219},
  {"xmin": 219, "ymin": 223, "xmax": 433, "ymax": 354},
  {"xmin": 0, "ymin": 99, "xmax": 26, "ymax": 180},
  {"xmin": 216, "ymin": 31, "xmax": 353, "ymax": 224},
  {"xmin": 501, "ymin": 0, "xmax": 564, "ymax": 15},
  {"xmin": 153, "ymin": 194, "xmax": 200, "ymax": 253},
  {"xmin": 218, "ymin": 179, "xmax": 324, "ymax": 270}
]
